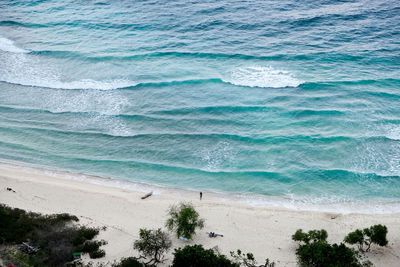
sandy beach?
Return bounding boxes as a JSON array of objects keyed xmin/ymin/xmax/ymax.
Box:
[{"xmin": 1, "ymin": 162, "xmax": 399, "ymax": 266}]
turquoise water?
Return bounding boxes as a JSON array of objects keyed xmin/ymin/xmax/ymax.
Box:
[{"xmin": 1, "ymin": 0, "xmax": 399, "ymax": 209}]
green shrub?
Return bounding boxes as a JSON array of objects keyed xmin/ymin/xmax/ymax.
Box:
[
  {"xmin": 230, "ymin": 249, "xmax": 275, "ymax": 267},
  {"xmin": 0, "ymin": 204, "xmax": 105, "ymax": 266},
  {"xmin": 75, "ymin": 239, "xmax": 107, "ymax": 259},
  {"xmin": 89, "ymin": 249, "xmax": 106, "ymax": 259},
  {"xmin": 296, "ymin": 241, "xmax": 362, "ymax": 267},
  {"xmin": 345, "ymin": 224, "xmax": 388, "ymax": 252},
  {"xmin": 364, "ymin": 224, "xmax": 388, "ymax": 247},
  {"xmin": 39, "ymin": 213, "xmax": 79, "ymax": 226},
  {"xmin": 172, "ymin": 244, "xmax": 238, "ymax": 267},
  {"xmin": 166, "ymin": 202, "xmax": 204, "ymax": 240},
  {"xmin": 73, "ymin": 227, "xmax": 100, "ymax": 246},
  {"xmin": 292, "ymin": 229, "xmax": 328, "ymax": 244},
  {"xmin": 344, "ymin": 229, "xmax": 365, "ymax": 251},
  {"xmin": 77, "ymin": 240, "xmax": 102, "ymax": 253},
  {"xmin": 113, "ymin": 257, "xmax": 144, "ymax": 267},
  {"xmin": 292, "ymin": 229, "xmax": 369, "ymax": 267},
  {"xmin": 133, "ymin": 228, "xmax": 171, "ymax": 265}
]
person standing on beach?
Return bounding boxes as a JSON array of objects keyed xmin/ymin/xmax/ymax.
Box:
[{"xmin": 200, "ymin": 192, "xmax": 203, "ymax": 200}]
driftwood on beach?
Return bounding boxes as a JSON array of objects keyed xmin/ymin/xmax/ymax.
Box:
[{"xmin": 141, "ymin": 191, "xmax": 153, "ymax": 199}]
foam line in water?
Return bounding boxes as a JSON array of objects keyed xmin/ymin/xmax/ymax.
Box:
[
  {"xmin": 0, "ymin": 76, "xmax": 137, "ymax": 90},
  {"xmin": 223, "ymin": 66, "xmax": 303, "ymax": 88},
  {"xmin": 0, "ymin": 36, "xmax": 29, "ymax": 53},
  {"xmin": 32, "ymin": 78, "xmax": 137, "ymax": 90},
  {"xmin": 0, "ymin": 52, "xmax": 136, "ymax": 90}
]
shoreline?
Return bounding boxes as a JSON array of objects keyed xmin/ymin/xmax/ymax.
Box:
[
  {"xmin": 1, "ymin": 161, "xmax": 400, "ymax": 266},
  {"xmin": 1, "ymin": 159, "xmax": 400, "ymax": 215}
]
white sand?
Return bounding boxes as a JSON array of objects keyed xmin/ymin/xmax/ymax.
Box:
[{"xmin": 0, "ymin": 162, "xmax": 399, "ymax": 266}]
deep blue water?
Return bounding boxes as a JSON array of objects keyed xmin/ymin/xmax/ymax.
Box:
[{"xmin": 1, "ymin": 0, "xmax": 399, "ymax": 210}]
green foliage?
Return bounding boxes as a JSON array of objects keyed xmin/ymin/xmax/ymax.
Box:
[
  {"xmin": 230, "ymin": 249, "xmax": 275, "ymax": 267},
  {"xmin": 133, "ymin": 228, "xmax": 172, "ymax": 265},
  {"xmin": 89, "ymin": 249, "xmax": 106, "ymax": 259},
  {"xmin": 73, "ymin": 227, "xmax": 100, "ymax": 246},
  {"xmin": 0, "ymin": 204, "xmax": 105, "ymax": 266},
  {"xmin": 292, "ymin": 229, "xmax": 375, "ymax": 267},
  {"xmin": 77, "ymin": 240, "xmax": 107, "ymax": 257},
  {"xmin": 113, "ymin": 257, "xmax": 144, "ymax": 267},
  {"xmin": 166, "ymin": 202, "xmax": 204, "ymax": 240},
  {"xmin": 172, "ymin": 244, "xmax": 238, "ymax": 267},
  {"xmin": 292, "ymin": 229, "xmax": 328, "ymax": 244},
  {"xmin": 0, "ymin": 246, "xmax": 33, "ymax": 267},
  {"xmin": 344, "ymin": 229, "xmax": 365, "ymax": 251},
  {"xmin": 345, "ymin": 224, "xmax": 388, "ymax": 252},
  {"xmin": 296, "ymin": 241, "xmax": 362, "ymax": 267},
  {"xmin": 365, "ymin": 225, "xmax": 388, "ymax": 247},
  {"xmin": 0, "ymin": 203, "xmax": 77, "ymax": 244}
]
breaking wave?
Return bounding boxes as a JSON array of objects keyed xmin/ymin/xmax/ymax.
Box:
[
  {"xmin": 0, "ymin": 36, "xmax": 29, "ymax": 53},
  {"xmin": 223, "ymin": 66, "xmax": 303, "ymax": 88}
]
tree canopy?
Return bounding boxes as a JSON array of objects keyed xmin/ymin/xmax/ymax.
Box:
[
  {"xmin": 166, "ymin": 202, "xmax": 204, "ymax": 240},
  {"xmin": 133, "ymin": 228, "xmax": 172, "ymax": 265}
]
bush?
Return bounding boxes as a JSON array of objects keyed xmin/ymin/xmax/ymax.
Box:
[
  {"xmin": 0, "ymin": 204, "xmax": 106, "ymax": 266},
  {"xmin": 364, "ymin": 224, "xmax": 388, "ymax": 247},
  {"xmin": 0, "ymin": 204, "xmax": 77, "ymax": 244},
  {"xmin": 78, "ymin": 240, "xmax": 107, "ymax": 259},
  {"xmin": 113, "ymin": 257, "xmax": 144, "ymax": 267},
  {"xmin": 133, "ymin": 228, "xmax": 172, "ymax": 265},
  {"xmin": 292, "ymin": 229, "xmax": 328, "ymax": 244},
  {"xmin": 89, "ymin": 249, "xmax": 106, "ymax": 259},
  {"xmin": 77, "ymin": 240, "xmax": 105, "ymax": 253},
  {"xmin": 345, "ymin": 224, "xmax": 388, "ymax": 252},
  {"xmin": 73, "ymin": 227, "xmax": 100, "ymax": 246},
  {"xmin": 166, "ymin": 202, "xmax": 204, "ymax": 240},
  {"xmin": 172, "ymin": 244, "xmax": 238, "ymax": 267},
  {"xmin": 292, "ymin": 229, "xmax": 367, "ymax": 267},
  {"xmin": 230, "ymin": 249, "xmax": 275, "ymax": 267},
  {"xmin": 296, "ymin": 241, "xmax": 362, "ymax": 267},
  {"xmin": 344, "ymin": 229, "xmax": 365, "ymax": 251}
]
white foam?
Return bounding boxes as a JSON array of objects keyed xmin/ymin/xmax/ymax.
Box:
[
  {"xmin": 2, "ymin": 76, "xmax": 136, "ymax": 90},
  {"xmin": 201, "ymin": 141, "xmax": 236, "ymax": 171},
  {"xmin": 36, "ymin": 78, "xmax": 136, "ymax": 90},
  {"xmin": 223, "ymin": 66, "xmax": 303, "ymax": 88},
  {"xmin": 385, "ymin": 125, "xmax": 400, "ymax": 141},
  {"xmin": 0, "ymin": 51, "xmax": 135, "ymax": 90},
  {"xmin": 0, "ymin": 36, "xmax": 29, "ymax": 53},
  {"xmin": 233, "ymin": 192, "xmax": 400, "ymax": 214}
]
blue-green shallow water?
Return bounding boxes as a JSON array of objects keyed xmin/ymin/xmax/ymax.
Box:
[{"xmin": 1, "ymin": 0, "xmax": 399, "ymax": 211}]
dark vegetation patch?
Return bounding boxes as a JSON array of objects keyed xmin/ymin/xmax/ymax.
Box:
[
  {"xmin": 112, "ymin": 257, "xmax": 144, "ymax": 267},
  {"xmin": 0, "ymin": 204, "xmax": 106, "ymax": 266},
  {"xmin": 172, "ymin": 244, "xmax": 239, "ymax": 267},
  {"xmin": 292, "ymin": 228, "xmax": 377, "ymax": 267}
]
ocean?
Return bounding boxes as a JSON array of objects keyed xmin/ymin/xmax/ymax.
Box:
[{"xmin": 0, "ymin": 0, "xmax": 399, "ymax": 212}]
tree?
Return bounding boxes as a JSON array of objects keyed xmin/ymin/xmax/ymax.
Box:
[
  {"xmin": 172, "ymin": 244, "xmax": 238, "ymax": 267},
  {"xmin": 344, "ymin": 229, "xmax": 365, "ymax": 251},
  {"xmin": 133, "ymin": 228, "xmax": 172, "ymax": 265},
  {"xmin": 230, "ymin": 249, "xmax": 275, "ymax": 267},
  {"xmin": 292, "ymin": 229, "xmax": 328, "ymax": 244},
  {"xmin": 292, "ymin": 229, "xmax": 368, "ymax": 267},
  {"xmin": 0, "ymin": 204, "xmax": 105, "ymax": 266},
  {"xmin": 364, "ymin": 224, "xmax": 388, "ymax": 247},
  {"xmin": 296, "ymin": 241, "xmax": 363, "ymax": 267},
  {"xmin": 113, "ymin": 257, "xmax": 144, "ymax": 267},
  {"xmin": 344, "ymin": 224, "xmax": 388, "ymax": 252},
  {"xmin": 166, "ymin": 202, "xmax": 204, "ymax": 240}
]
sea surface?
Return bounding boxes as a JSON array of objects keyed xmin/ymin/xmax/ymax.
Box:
[{"xmin": 1, "ymin": 0, "xmax": 399, "ymax": 212}]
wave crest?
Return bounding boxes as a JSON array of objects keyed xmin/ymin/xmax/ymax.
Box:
[
  {"xmin": 223, "ymin": 66, "xmax": 303, "ymax": 88},
  {"xmin": 0, "ymin": 36, "xmax": 29, "ymax": 53},
  {"xmin": 0, "ymin": 76, "xmax": 136, "ymax": 90}
]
